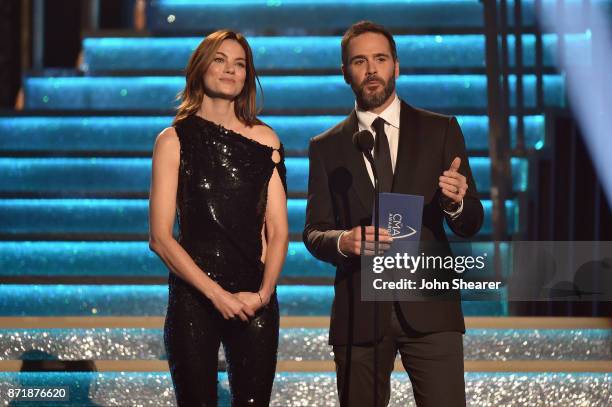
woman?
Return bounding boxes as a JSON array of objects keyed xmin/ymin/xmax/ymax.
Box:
[{"xmin": 148, "ymin": 30, "xmax": 289, "ymax": 406}]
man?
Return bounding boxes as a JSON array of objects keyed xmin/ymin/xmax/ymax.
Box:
[{"xmin": 303, "ymin": 21, "xmax": 484, "ymax": 407}]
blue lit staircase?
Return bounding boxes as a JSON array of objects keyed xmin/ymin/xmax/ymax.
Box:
[{"xmin": 1, "ymin": 0, "xmax": 610, "ymax": 405}]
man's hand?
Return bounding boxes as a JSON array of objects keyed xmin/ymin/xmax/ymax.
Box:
[
  {"xmin": 439, "ymin": 157, "xmax": 467, "ymax": 206},
  {"xmin": 339, "ymin": 226, "xmax": 393, "ymax": 256}
]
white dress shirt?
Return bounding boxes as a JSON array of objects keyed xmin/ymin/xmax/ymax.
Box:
[{"xmin": 356, "ymin": 95, "xmax": 402, "ymax": 183}]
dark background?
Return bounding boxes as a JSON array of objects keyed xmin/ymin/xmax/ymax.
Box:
[{"xmin": 0, "ymin": 0, "xmax": 135, "ymax": 108}]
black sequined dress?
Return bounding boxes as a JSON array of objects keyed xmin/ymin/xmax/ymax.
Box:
[{"xmin": 164, "ymin": 114, "xmax": 286, "ymax": 407}]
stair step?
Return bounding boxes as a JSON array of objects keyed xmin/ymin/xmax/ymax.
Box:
[
  {"xmin": 0, "ymin": 199, "xmax": 518, "ymax": 237},
  {"xmin": 0, "ymin": 241, "xmax": 334, "ymax": 279},
  {"xmin": 82, "ymin": 33, "xmax": 589, "ymax": 73},
  {"xmin": 0, "ymin": 241, "xmax": 513, "ymax": 280},
  {"xmin": 0, "ymin": 371, "xmax": 608, "ymax": 406},
  {"xmin": 0, "ymin": 327, "xmax": 608, "ymax": 361},
  {"xmin": 0, "ymin": 115, "xmax": 545, "ymax": 154},
  {"xmin": 0, "ymin": 285, "xmax": 507, "ymax": 317},
  {"xmin": 23, "ymin": 75, "xmax": 565, "ymax": 112},
  {"xmin": 0, "ymin": 157, "xmax": 528, "ymax": 195},
  {"xmin": 145, "ymin": 0, "xmax": 591, "ymax": 34}
]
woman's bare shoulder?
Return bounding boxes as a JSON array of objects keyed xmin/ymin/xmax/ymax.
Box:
[
  {"xmin": 153, "ymin": 127, "xmax": 180, "ymax": 156},
  {"xmin": 244, "ymin": 124, "xmax": 280, "ymax": 149}
]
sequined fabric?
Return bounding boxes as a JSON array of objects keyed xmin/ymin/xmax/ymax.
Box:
[
  {"xmin": 164, "ymin": 114, "xmax": 286, "ymax": 406},
  {"xmin": 174, "ymin": 114, "xmax": 286, "ymax": 293}
]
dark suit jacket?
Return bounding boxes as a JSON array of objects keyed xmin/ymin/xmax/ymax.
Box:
[{"xmin": 303, "ymin": 100, "xmax": 484, "ymax": 346}]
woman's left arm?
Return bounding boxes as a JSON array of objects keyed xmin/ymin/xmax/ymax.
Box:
[
  {"xmin": 258, "ymin": 156, "xmax": 289, "ymax": 305},
  {"xmin": 234, "ymin": 127, "xmax": 289, "ymax": 312}
]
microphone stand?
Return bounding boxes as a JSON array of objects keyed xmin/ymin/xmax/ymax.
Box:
[
  {"xmin": 354, "ymin": 130, "xmax": 381, "ymax": 407},
  {"xmin": 363, "ymin": 152, "xmax": 380, "ymax": 407}
]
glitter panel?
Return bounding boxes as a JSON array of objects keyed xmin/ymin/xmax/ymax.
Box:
[
  {"xmin": 1, "ymin": 328, "xmax": 608, "ymax": 362},
  {"xmin": 0, "ymin": 372, "xmax": 609, "ymax": 406}
]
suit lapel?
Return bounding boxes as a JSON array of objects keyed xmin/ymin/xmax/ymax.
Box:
[
  {"xmin": 392, "ymin": 101, "xmax": 421, "ymax": 193},
  {"xmin": 340, "ymin": 110, "xmax": 374, "ymax": 214}
]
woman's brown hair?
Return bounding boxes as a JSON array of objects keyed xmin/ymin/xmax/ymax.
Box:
[{"xmin": 173, "ymin": 30, "xmax": 264, "ymax": 126}]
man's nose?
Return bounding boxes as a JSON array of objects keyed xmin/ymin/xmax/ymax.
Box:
[{"xmin": 366, "ymin": 61, "xmax": 376, "ymax": 76}]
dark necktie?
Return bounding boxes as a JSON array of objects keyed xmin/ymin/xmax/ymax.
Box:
[{"xmin": 372, "ymin": 117, "xmax": 393, "ymax": 193}]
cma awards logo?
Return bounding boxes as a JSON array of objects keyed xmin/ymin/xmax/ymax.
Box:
[{"xmin": 387, "ymin": 213, "xmax": 417, "ymax": 239}]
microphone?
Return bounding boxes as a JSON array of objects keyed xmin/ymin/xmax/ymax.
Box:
[
  {"xmin": 352, "ymin": 128, "xmax": 381, "ymax": 253},
  {"xmin": 352, "ymin": 129, "xmax": 375, "ymax": 164},
  {"xmin": 353, "ymin": 129, "xmax": 378, "ymax": 181}
]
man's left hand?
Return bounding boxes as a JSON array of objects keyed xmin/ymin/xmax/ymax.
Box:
[{"xmin": 439, "ymin": 157, "xmax": 467, "ymax": 204}]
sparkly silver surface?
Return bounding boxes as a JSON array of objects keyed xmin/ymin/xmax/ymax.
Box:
[
  {"xmin": 463, "ymin": 329, "xmax": 612, "ymax": 361},
  {"xmin": 0, "ymin": 329, "xmax": 164, "ymax": 360},
  {"xmin": 0, "ymin": 372, "xmax": 609, "ymax": 406},
  {"xmin": 279, "ymin": 328, "xmax": 333, "ymax": 361},
  {"xmin": 280, "ymin": 328, "xmax": 612, "ymax": 362},
  {"xmin": 2, "ymin": 329, "xmax": 608, "ymax": 362}
]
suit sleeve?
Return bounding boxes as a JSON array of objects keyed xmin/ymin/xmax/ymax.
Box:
[
  {"xmin": 443, "ymin": 117, "xmax": 484, "ymax": 238},
  {"xmin": 302, "ymin": 138, "xmax": 345, "ymax": 266}
]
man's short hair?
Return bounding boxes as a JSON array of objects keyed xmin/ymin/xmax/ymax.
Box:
[{"xmin": 341, "ymin": 21, "xmax": 398, "ymax": 67}]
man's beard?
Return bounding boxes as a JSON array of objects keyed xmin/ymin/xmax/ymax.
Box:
[{"xmin": 353, "ymin": 74, "xmax": 396, "ymax": 111}]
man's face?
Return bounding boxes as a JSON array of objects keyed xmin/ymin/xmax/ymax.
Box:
[{"xmin": 342, "ymin": 32, "xmax": 399, "ymax": 111}]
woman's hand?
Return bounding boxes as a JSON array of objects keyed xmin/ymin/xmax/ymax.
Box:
[
  {"xmin": 208, "ymin": 287, "xmax": 254, "ymax": 321},
  {"xmin": 233, "ymin": 291, "xmax": 267, "ymax": 314}
]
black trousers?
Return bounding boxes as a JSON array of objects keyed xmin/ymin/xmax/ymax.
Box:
[
  {"xmin": 164, "ymin": 277, "xmax": 279, "ymax": 407},
  {"xmin": 333, "ymin": 302, "xmax": 465, "ymax": 407}
]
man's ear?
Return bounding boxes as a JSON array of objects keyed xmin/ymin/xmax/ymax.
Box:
[
  {"xmin": 395, "ymin": 59, "xmax": 400, "ymax": 79},
  {"xmin": 341, "ymin": 64, "xmax": 350, "ymax": 85}
]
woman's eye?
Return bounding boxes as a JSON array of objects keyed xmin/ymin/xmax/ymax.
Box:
[
  {"xmin": 236, "ymin": 62, "xmax": 246, "ymax": 68},
  {"xmin": 214, "ymin": 57, "xmax": 224, "ymax": 63}
]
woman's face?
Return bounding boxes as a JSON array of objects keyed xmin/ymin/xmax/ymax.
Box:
[{"xmin": 203, "ymin": 39, "xmax": 247, "ymax": 100}]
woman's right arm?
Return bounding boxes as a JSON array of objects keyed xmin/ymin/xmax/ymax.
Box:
[{"xmin": 148, "ymin": 127, "xmax": 253, "ymax": 321}]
